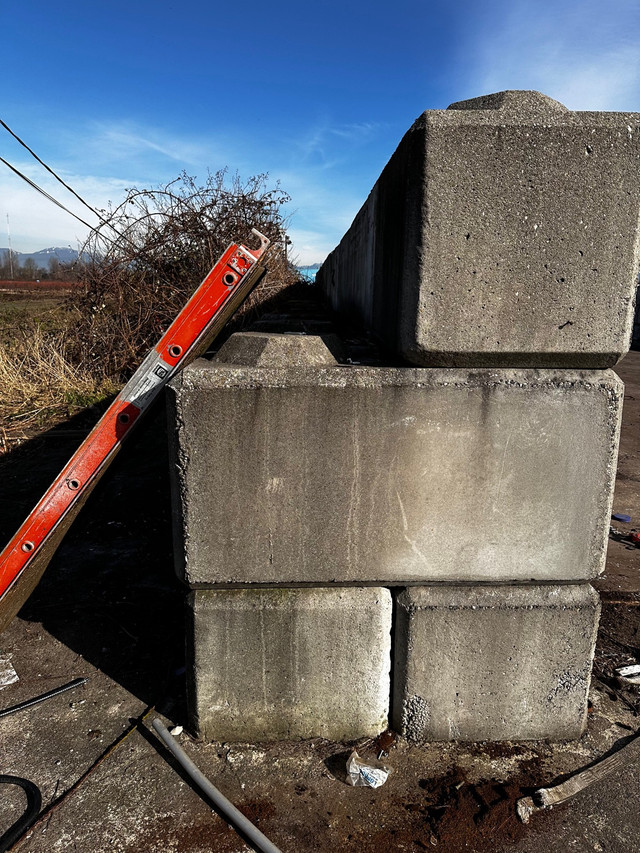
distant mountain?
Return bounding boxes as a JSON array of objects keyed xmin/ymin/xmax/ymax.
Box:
[
  {"xmin": 2, "ymin": 250, "xmax": 323, "ymax": 272},
  {"xmin": 0, "ymin": 246, "xmax": 81, "ymax": 268}
]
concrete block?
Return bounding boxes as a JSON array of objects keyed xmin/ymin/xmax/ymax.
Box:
[
  {"xmin": 392, "ymin": 584, "xmax": 600, "ymax": 742},
  {"xmin": 317, "ymin": 90, "xmax": 640, "ymax": 368},
  {"xmin": 211, "ymin": 330, "xmax": 343, "ymax": 367},
  {"xmin": 187, "ymin": 586, "xmax": 392, "ymax": 741},
  {"xmin": 167, "ymin": 334, "xmax": 622, "ymax": 585}
]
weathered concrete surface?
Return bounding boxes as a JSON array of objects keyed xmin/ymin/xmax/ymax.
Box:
[
  {"xmin": 317, "ymin": 90, "xmax": 640, "ymax": 368},
  {"xmin": 188, "ymin": 586, "xmax": 392, "ymax": 741},
  {"xmin": 0, "ymin": 351, "xmax": 639, "ymax": 853},
  {"xmin": 392, "ymin": 584, "xmax": 601, "ymax": 742},
  {"xmin": 168, "ymin": 338, "xmax": 622, "ymax": 585}
]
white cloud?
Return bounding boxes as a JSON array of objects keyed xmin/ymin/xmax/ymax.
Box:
[
  {"xmin": 329, "ymin": 121, "xmax": 383, "ymax": 141},
  {"xmin": 0, "ymin": 151, "xmax": 360, "ymax": 263},
  {"xmin": 83, "ymin": 122, "xmax": 216, "ymax": 170},
  {"xmin": 0, "ymin": 159, "xmax": 131, "ymax": 251},
  {"xmin": 464, "ymin": 0, "xmax": 640, "ymax": 111},
  {"xmin": 276, "ymin": 167, "xmax": 370, "ymax": 265},
  {"xmin": 285, "ymin": 228, "xmax": 339, "ymax": 266},
  {"xmin": 538, "ymin": 45, "xmax": 640, "ymax": 111},
  {"xmin": 267, "ymin": 118, "xmax": 388, "ymax": 264},
  {"xmin": 0, "ymin": 114, "xmax": 383, "ymax": 263}
]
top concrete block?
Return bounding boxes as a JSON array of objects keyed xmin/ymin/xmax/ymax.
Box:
[{"xmin": 317, "ymin": 90, "xmax": 640, "ymax": 368}]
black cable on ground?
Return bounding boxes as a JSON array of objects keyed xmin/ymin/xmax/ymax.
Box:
[
  {"xmin": 0, "ymin": 677, "xmax": 88, "ymax": 720},
  {"xmin": 0, "ymin": 776, "xmax": 42, "ymax": 853}
]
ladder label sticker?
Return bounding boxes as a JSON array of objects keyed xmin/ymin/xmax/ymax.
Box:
[{"xmin": 122, "ymin": 353, "xmax": 174, "ymax": 410}]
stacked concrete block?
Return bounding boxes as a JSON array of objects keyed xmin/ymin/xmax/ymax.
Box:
[
  {"xmin": 170, "ymin": 347, "xmax": 622, "ymax": 587},
  {"xmin": 169, "ymin": 331, "xmax": 621, "ymax": 741},
  {"xmin": 188, "ymin": 587, "xmax": 391, "ymax": 741},
  {"xmin": 392, "ymin": 585, "xmax": 600, "ymax": 741},
  {"xmin": 169, "ymin": 90, "xmax": 633, "ymax": 742},
  {"xmin": 317, "ymin": 90, "xmax": 640, "ymax": 368},
  {"xmin": 169, "ymin": 333, "xmax": 396, "ymax": 741},
  {"xmin": 312, "ymin": 89, "xmax": 634, "ymax": 741}
]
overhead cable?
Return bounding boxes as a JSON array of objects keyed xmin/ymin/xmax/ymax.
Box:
[
  {"xmin": 0, "ymin": 116, "xmax": 104, "ymax": 223},
  {"xmin": 0, "ymin": 119, "xmax": 196, "ymax": 259},
  {"xmin": 0, "ymin": 117, "xmax": 129, "ymax": 249},
  {"xmin": 0, "ymin": 156, "xmax": 97, "ymax": 232}
]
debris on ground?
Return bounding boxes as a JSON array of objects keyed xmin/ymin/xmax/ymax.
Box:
[
  {"xmin": 374, "ymin": 729, "xmax": 397, "ymax": 759},
  {"xmin": 413, "ymin": 767, "xmax": 537, "ymax": 850},
  {"xmin": 345, "ymin": 751, "xmax": 390, "ymax": 788},
  {"xmin": 0, "ymin": 654, "xmax": 18, "ymax": 690},
  {"xmin": 608, "ymin": 524, "xmax": 640, "ymax": 547},
  {"xmin": 616, "ymin": 664, "xmax": 640, "ymax": 686},
  {"xmin": 517, "ymin": 731, "xmax": 640, "ymax": 824}
]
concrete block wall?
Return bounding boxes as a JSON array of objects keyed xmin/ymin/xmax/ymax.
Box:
[
  {"xmin": 169, "ymin": 331, "xmax": 619, "ymax": 742},
  {"xmin": 316, "ymin": 91, "xmax": 640, "ymax": 368},
  {"xmin": 393, "ymin": 585, "xmax": 600, "ymax": 741},
  {"xmin": 168, "ymin": 90, "xmax": 632, "ymax": 743}
]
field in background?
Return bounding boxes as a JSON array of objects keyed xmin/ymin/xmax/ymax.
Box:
[
  {"xmin": 0, "ymin": 279, "xmax": 75, "ymax": 290},
  {"xmin": 0, "ymin": 284, "xmax": 67, "ymax": 329},
  {"xmin": 0, "ymin": 260, "xmax": 304, "ymax": 452},
  {"xmin": 0, "ymin": 285, "xmax": 117, "ymax": 451}
]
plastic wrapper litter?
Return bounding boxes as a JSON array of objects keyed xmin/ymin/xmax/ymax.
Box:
[{"xmin": 346, "ymin": 750, "xmax": 390, "ymax": 788}]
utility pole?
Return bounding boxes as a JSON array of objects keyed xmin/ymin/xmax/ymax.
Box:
[{"xmin": 6, "ymin": 214, "xmax": 14, "ymax": 279}]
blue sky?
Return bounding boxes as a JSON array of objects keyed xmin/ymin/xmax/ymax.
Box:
[{"xmin": 1, "ymin": 0, "xmax": 639, "ymax": 264}]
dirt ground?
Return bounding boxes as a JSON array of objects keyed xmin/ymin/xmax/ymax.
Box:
[{"xmin": 0, "ymin": 341, "xmax": 638, "ymax": 852}]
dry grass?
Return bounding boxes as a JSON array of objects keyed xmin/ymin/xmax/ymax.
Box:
[
  {"xmin": 0, "ymin": 169, "xmax": 302, "ymax": 453},
  {"xmin": 0, "ymin": 254, "xmax": 300, "ymax": 453},
  {"xmin": 0, "ymin": 322, "xmax": 118, "ymax": 452}
]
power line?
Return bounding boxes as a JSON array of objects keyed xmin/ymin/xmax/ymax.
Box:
[
  {"xmin": 0, "ymin": 116, "xmax": 105, "ymax": 224},
  {"xmin": 0, "ymin": 117, "xmax": 129, "ymax": 249},
  {"xmin": 0, "ymin": 155, "xmax": 97, "ymax": 232},
  {"xmin": 0, "ymin": 120, "xmax": 222, "ymax": 263}
]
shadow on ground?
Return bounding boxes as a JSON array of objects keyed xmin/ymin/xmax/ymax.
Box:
[
  {"xmin": 0, "ymin": 401, "xmax": 185, "ymax": 713},
  {"xmin": 0, "ymin": 281, "xmax": 336, "ymax": 716}
]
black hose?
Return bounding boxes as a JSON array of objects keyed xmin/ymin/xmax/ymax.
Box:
[
  {"xmin": 0, "ymin": 677, "xmax": 88, "ymax": 720},
  {"xmin": 152, "ymin": 719, "xmax": 283, "ymax": 853},
  {"xmin": 0, "ymin": 775, "xmax": 42, "ymax": 853}
]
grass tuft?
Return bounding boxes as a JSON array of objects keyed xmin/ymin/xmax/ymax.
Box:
[{"xmin": 0, "ymin": 321, "xmax": 118, "ymax": 451}]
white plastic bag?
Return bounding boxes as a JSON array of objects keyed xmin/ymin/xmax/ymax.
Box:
[{"xmin": 346, "ymin": 750, "xmax": 390, "ymax": 788}]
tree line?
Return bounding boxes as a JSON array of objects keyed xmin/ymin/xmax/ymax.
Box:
[{"xmin": 0, "ymin": 254, "xmax": 71, "ymax": 281}]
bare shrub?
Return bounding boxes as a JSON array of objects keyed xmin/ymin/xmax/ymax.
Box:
[{"xmin": 67, "ymin": 171, "xmax": 299, "ymax": 380}]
